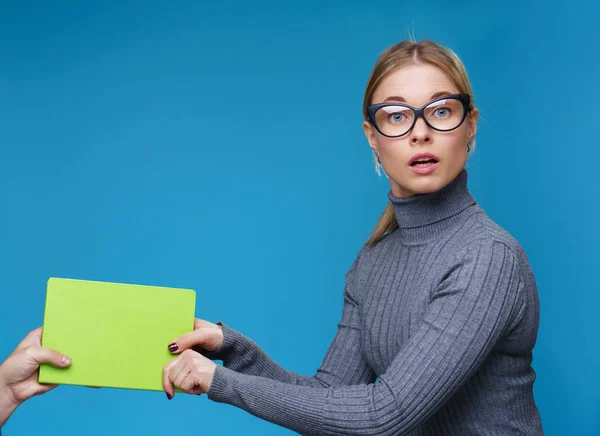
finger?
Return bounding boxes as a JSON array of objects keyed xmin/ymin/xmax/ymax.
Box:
[
  {"xmin": 168, "ymin": 330, "xmax": 208, "ymax": 354},
  {"xmin": 170, "ymin": 359, "xmax": 187, "ymax": 385},
  {"xmin": 162, "ymin": 357, "xmax": 180, "ymax": 399},
  {"xmin": 180, "ymin": 369, "xmax": 202, "ymax": 394},
  {"xmin": 168, "ymin": 354, "xmax": 191, "ymax": 394},
  {"xmin": 26, "ymin": 346, "xmax": 71, "ymax": 368},
  {"xmin": 35, "ymin": 383, "xmax": 59, "ymax": 395},
  {"xmin": 179, "ymin": 352, "xmax": 209, "ymax": 395},
  {"xmin": 173, "ymin": 365, "xmax": 192, "ymax": 391},
  {"xmin": 193, "ymin": 318, "xmax": 217, "ymax": 330}
]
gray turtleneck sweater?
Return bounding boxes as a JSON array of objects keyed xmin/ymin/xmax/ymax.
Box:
[{"xmin": 201, "ymin": 169, "xmax": 544, "ymax": 435}]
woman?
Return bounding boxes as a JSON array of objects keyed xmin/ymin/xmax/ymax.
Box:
[
  {"xmin": 0, "ymin": 328, "xmax": 71, "ymax": 431},
  {"xmin": 162, "ymin": 40, "xmax": 544, "ymax": 435}
]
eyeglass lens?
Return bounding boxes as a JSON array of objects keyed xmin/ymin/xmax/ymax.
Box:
[{"xmin": 374, "ymin": 98, "xmax": 465, "ymax": 136}]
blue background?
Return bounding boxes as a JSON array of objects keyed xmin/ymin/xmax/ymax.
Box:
[{"xmin": 1, "ymin": 1, "xmax": 598, "ymax": 434}]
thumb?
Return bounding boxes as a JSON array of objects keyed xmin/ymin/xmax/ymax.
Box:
[
  {"xmin": 26, "ymin": 346, "xmax": 72, "ymax": 368},
  {"xmin": 168, "ymin": 329, "xmax": 211, "ymax": 354}
]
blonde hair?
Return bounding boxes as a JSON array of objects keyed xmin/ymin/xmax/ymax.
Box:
[{"xmin": 363, "ymin": 40, "xmax": 476, "ymax": 248}]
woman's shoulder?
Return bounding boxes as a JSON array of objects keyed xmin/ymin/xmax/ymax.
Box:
[
  {"xmin": 471, "ymin": 208, "xmax": 526, "ymax": 249},
  {"xmin": 456, "ymin": 208, "xmax": 533, "ymax": 276}
]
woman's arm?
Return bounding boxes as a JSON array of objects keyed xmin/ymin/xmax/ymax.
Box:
[
  {"xmin": 203, "ymin": 240, "xmax": 527, "ymax": 435},
  {"xmin": 201, "ymin": 285, "xmax": 376, "ymax": 388},
  {"xmin": 176, "ymin": 255, "xmax": 377, "ymax": 388}
]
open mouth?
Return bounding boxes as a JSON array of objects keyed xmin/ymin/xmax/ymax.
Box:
[{"xmin": 410, "ymin": 158, "xmax": 439, "ymax": 167}]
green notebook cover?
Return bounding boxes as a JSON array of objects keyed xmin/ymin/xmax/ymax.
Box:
[{"xmin": 39, "ymin": 277, "xmax": 196, "ymax": 391}]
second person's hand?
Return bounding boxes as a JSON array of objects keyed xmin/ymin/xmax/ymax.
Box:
[{"xmin": 0, "ymin": 328, "xmax": 71, "ymax": 419}]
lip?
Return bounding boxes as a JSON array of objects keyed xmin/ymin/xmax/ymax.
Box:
[
  {"xmin": 408, "ymin": 152, "xmax": 440, "ymax": 175},
  {"xmin": 410, "ymin": 161, "xmax": 439, "ymax": 174},
  {"xmin": 408, "ymin": 152, "xmax": 440, "ymax": 165}
]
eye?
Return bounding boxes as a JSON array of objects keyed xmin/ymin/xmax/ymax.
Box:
[
  {"xmin": 388, "ymin": 112, "xmax": 404, "ymax": 123},
  {"xmin": 378, "ymin": 105, "xmax": 412, "ymax": 126},
  {"xmin": 434, "ymin": 107, "xmax": 451, "ymax": 118}
]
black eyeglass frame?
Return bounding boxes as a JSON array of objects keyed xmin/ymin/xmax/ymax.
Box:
[{"xmin": 366, "ymin": 93, "xmax": 472, "ymax": 138}]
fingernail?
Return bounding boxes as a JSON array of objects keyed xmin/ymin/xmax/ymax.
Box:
[
  {"xmin": 166, "ymin": 393, "xmax": 173, "ymax": 400},
  {"xmin": 168, "ymin": 342, "xmax": 179, "ymax": 352},
  {"xmin": 61, "ymin": 356, "xmax": 72, "ymax": 365}
]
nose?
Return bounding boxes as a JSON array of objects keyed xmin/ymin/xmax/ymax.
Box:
[{"xmin": 409, "ymin": 115, "xmax": 432, "ymax": 145}]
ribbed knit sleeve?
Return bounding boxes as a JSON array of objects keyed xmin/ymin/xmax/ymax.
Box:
[
  {"xmin": 206, "ymin": 239, "xmax": 524, "ymax": 436},
  {"xmin": 198, "ymin": 256, "xmax": 377, "ymax": 388}
]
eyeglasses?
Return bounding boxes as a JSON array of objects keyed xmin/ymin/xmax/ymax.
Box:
[{"xmin": 366, "ymin": 93, "xmax": 471, "ymax": 138}]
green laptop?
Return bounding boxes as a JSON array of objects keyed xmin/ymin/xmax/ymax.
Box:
[{"xmin": 39, "ymin": 277, "xmax": 196, "ymax": 391}]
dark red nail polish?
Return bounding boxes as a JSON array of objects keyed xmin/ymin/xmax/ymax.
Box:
[
  {"xmin": 166, "ymin": 392, "xmax": 173, "ymax": 400},
  {"xmin": 168, "ymin": 342, "xmax": 178, "ymax": 352}
]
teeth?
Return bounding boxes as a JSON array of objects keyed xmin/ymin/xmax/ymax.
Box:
[{"xmin": 412, "ymin": 157, "xmax": 437, "ymax": 165}]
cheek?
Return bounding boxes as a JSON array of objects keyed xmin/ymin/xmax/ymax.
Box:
[
  {"xmin": 439, "ymin": 137, "xmax": 468, "ymax": 172},
  {"xmin": 377, "ymin": 138, "xmax": 410, "ymax": 162},
  {"xmin": 446, "ymin": 134, "xmax": 468, "ymax": 154}
]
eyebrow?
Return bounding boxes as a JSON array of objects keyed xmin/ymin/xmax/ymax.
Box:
[{"xmin": 383, "ymin": 91, "xmax": 453, "ymax": 103}]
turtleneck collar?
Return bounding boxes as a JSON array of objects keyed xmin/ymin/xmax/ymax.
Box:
[{"xmin": 387, "ymin": 169, "xmax": 477, "ymax": 244}]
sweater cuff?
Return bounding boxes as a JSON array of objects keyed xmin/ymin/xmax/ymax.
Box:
[
  {"xmin": 207, "ymin": 364, "xmax": 236, "ymax": 403},
  {"xmin": 206, "ymin": 365, "xmax": 326, "ymax": 435}
]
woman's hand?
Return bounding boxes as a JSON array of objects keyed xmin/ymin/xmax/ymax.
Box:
[
  {"xmin": 162, "ymin": 318, "xmax": 223, "ymax": 399},
  {"xmin": 167, "ymin": 318, "xmax": 224, "ymax": 354},
  {"xmin": 162, "ymin": 350, "xmax": 217, "ymax": 399},
  {"xmin": 0, "ymin": 327, "xmax": 71, "ymax": 426}
]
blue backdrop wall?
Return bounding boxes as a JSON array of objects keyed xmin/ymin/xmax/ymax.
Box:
[{"xmin": 1, "ymin": 1, "xmax": 597, "ymax": 435}]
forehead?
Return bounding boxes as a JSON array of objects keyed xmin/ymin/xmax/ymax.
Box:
[{"xmin": 372, "ymin": 64, "xmax": 459, "ymax": 106}]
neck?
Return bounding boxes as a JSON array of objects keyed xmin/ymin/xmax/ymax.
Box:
[{"xmin": 387, "ymin": 169, "xmax": 476, "ymax": 244}]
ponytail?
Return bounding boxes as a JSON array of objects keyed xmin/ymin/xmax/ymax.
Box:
[{"xmin": 364, "ymin": 202, "xmax": 398, "ymax": 247}]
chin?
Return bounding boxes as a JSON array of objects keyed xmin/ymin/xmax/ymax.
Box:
[
  {"xmin": 392, "ymin": 171, "xmax": 449, "ymax": 196},
  {"xmin": 411, "ymin": 178, "xmax": 446, "ymax": 194}
]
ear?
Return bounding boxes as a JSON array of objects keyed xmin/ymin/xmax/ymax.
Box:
[
  {"xmin": 363, "ymin": 121, "xmax": 379, "ymax": 155},
  {"xmin": 467, "ymin": 107, "xmax": 479, "ymax": 141}
]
